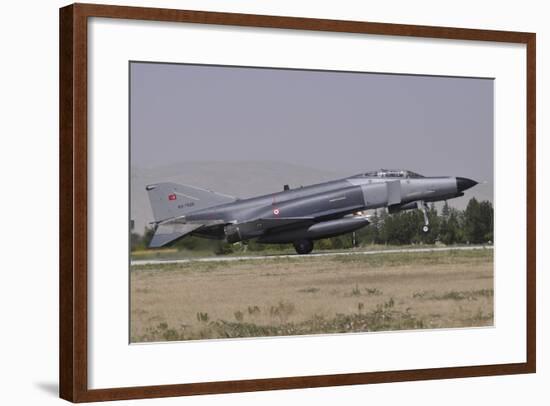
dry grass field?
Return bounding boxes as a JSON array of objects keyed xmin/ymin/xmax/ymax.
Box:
[{"xmin": 130, "ymin": 248, "xmax": 493, "ymax": 342}]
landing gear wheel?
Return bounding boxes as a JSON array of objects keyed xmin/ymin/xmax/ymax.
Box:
[
  {"xmin": 293, "ymin": 239, "xmax": 314, "ymax": 255},
  {"xmin": 422, "ymin": 225, "xmax": 429, "ymax": 233}
]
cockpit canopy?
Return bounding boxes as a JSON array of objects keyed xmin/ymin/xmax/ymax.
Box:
[{"xmin": 352, "ymin": 169, "xmax": 424, "ymax": 179}]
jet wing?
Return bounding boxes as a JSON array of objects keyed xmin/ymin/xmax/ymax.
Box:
[
  {"xmin": 230, "ymin": 217, "xmax": 315, "ymax": 238},
  {"xmin": 151, "ymin": 217, "xmax": 315, "ymax": 247},
  {"xmin": 248, "ymin": 217, "xmax": 314, "ymax": 229}
]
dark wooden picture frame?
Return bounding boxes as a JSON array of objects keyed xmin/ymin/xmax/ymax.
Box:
[{"xmin": 60, "ymin": 3, "xmax": 536, "ymax": 402}]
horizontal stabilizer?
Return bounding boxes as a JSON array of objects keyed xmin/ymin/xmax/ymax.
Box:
[{"xmin": 149, "ymin": 223, "xmax": 203, "ymax": 248}]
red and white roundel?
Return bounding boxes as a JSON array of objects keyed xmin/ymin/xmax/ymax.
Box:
[{"xmin": 273, "ymin": 208, "xmax": 280, "ymax": 215}]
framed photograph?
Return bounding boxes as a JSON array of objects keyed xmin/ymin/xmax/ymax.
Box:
[{"xmin": 59, "ymin": 3, "xmax": 536, "ymax": 402}]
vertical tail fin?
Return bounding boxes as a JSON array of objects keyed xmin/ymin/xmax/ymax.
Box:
[{"xmin": 146, "ymin": 182, "xmax": 235, "ymax": 223}]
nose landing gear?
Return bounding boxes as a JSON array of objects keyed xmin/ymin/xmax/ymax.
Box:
[{"xmin": 417, "ymin": 201, "xmax": 430, "ymax": 233}]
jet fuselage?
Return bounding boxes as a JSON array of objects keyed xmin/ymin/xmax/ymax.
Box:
[{"xmin": 146, "ymin": 169, "xmax": 477, "ymax": 254}]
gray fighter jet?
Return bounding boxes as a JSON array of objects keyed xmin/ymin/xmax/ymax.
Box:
[{"xmin": 145, "ymin": 169, "xmax": 477, "ymax": 254}]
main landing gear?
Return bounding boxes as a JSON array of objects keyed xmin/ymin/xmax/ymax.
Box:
[
  {"xmin": 417, "ymin": 201, "xmax": 430, "ymax": 233},
  {"xmin": 293, "ymin": 239, "xmax": 314, "ymax": 255}
]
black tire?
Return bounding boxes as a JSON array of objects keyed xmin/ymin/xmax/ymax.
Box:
[{"xmin": 293, "ymin": 239, "xmax": 314, "ymax": 255}]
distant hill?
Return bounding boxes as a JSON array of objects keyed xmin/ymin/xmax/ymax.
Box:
[{"xmin": 130, "ymin": 161, "xmax": 493, "ymax": 235}]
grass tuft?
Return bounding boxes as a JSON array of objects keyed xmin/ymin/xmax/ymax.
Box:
[
  {"xmin": 297, "ymin": 287, "xmax": 320, "ymax": 294},
  {"xmin": 413, "ymin": 289, "xmax": 493, "ymax": 301}
]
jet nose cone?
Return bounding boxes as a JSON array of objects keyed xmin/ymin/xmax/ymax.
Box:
[{"xmin": 456, "ymin": 177, "xmax": 478, "ymax": 192}]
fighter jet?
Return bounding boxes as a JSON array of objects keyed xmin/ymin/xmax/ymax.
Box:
[{"xmin": 145, "ymin": 169, "xmax": 477, "ymax": 254}]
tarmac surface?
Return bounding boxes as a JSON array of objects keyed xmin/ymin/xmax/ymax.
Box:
[{"xmin": 131, "ymin": 245, "xmax": 493, "ymax": 266}]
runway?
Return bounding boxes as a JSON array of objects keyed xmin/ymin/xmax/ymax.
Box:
[{"xmin": 131, "ymin": 245, "xmax": 493, "ymax": 266}]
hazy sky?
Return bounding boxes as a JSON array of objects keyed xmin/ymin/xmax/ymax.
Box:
[{"xmin": 130, "ymin": 62, "xmax": 493, "ymax": 181}]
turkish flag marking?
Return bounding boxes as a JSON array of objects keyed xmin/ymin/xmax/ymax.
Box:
[{"xmin": 168, "ymin": 194, "xmax": 177, "ymax": 201}]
